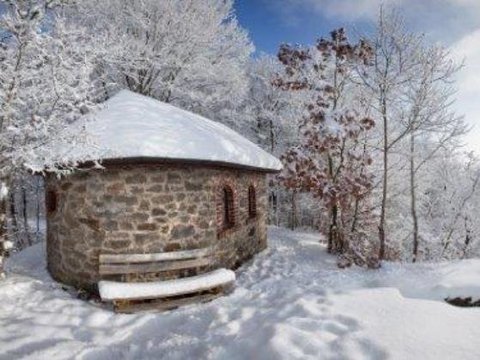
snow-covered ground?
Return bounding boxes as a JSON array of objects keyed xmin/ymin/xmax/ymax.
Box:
[{"xmin": 1, "ymin": 227, "xmax": 480, "ymax": 360}]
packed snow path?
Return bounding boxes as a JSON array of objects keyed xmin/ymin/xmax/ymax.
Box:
[{"xmin": 1, "ymin": 227, "xmax": 480, "ymax": 359}]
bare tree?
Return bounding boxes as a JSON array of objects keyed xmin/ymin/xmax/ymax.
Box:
[
  {"xmin": 358, "ymin": 9, "xmax": 427, "ymax": 260},
  {"xmin": 403, "ymin": 45, "xmax": 467, "ymax": 261}
]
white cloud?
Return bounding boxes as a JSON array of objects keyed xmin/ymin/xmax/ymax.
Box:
[
  {"xmin": 275, "ymin": 0, "xmax": 480, "ymax": 21},
  {"xmin": 270, "ymin": 0, "xmax": 480, "ymax": 43},
  {"xmin": 270, "ymin": 0, "xmax": 397, "ymax": 21},
  {"xmin": 303, "ymin": 0, "xmax": 400, "ymax": 20},
  {"xmin": 449, "ymin": 0, "xmax": 480, "ymax": 7},
  {"xmin": 451, "ymin": 29, "xmax": 480, "ymax": 154}
]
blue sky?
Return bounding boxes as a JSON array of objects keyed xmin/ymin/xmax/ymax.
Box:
[
  {"xmin": 235, "ymin": 0, "xmax": 365, "ymax": 54},
  {"xmin": 234, "ymin": 0, "xmax": 480, "ymax": 52},
  {"xmin": 234, "ymin": 0, "xmax": 480, "ymax": 153}
]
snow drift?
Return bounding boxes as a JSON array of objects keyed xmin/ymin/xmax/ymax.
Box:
[{"xmin": 2, "ymin": 228, "xmax": 480, "ymax": 360}]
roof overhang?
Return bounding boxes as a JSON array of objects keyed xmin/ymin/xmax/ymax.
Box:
[{"xmin": 77, "ymin": 157, "xmax": 282, "ymax": 174}]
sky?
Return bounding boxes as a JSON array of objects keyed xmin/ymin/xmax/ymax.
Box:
[{"xmin": 235, "ymin": 0, "xmax": 480, "ymax": 154}]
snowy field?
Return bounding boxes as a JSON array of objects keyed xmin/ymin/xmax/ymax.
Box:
[{"xmin": 1, "ymin": 227, "xmax": 480, "ymax": 360}]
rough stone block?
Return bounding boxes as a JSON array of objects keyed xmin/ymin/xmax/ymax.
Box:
[
  {"xmin": 171, "ymin": 224, "xmax": 196, "ymax": 239},
  {"xmin": 137, "ymin": 223, "xmax": 157, "ymax": 231},
  {"xmin": 104, "ymin": 240, "xmax": 131, "ymax": 250},
  {"xmin": 152, "ymin": 208, "xmax": 167, "ymax": 216},
  {"xmin": 147, "ymin": 185, "xmax": 164, "ymax": 192}
]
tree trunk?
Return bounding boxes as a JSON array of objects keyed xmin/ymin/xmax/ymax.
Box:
[
  {"xmin": 9, "ymin": 190, "xmax": 19, "ymax": 243},
  {"xmin": 22, "ymin": 184, "xmax": 31, "ymax": 247},
  {"xmin": 0, "ymin": 185, "xmax": 9, "ymax": 278},
  {"xmin": 351, "ymin": 198, "xmax": 360, "ymax": 234},
  {"xmin": 290, "ymin": 190, "xmax": 298, "ymax": 231},
  {"xmin": 378, "ymin": 97, "xmax": 388, "ymax": 260},
  {"xmin": 35, "ymin": 177, "xmax": 42, "ymax": 242},
  {"xmin": 329, "ymin": 203, "xmax": 340, "ymax": 253},
  {"xmin": 269, "ymin": 119, "xmax": 275, "ymax": 153},
  {"xmin": 410, "ymin": 131, "xmax": 419, "ymax": 262},
  {"xmin": 461, "ymin": 216, "xmax": 471, "ymax": 259}
]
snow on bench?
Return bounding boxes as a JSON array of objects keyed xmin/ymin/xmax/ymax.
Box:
[
  {"xmin": 98, "ymin": 247, "xmax": 236, "ymax": 313},
  {"xmin": 99, "ymin": 268, "xmax": 236, "ymax": 301}
]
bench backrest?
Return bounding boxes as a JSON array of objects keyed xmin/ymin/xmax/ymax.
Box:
[{"xmin": 99, "ymin": 248, "xmax": 213, "ymax": 276}]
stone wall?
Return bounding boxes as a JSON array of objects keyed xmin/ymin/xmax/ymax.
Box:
[{"xmin": 46, "ymin": 163, "xmax": 268, "ymax": 291}]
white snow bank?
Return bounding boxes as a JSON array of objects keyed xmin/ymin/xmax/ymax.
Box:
[
  {"xmin": 333, "ymin": 287, "xmax": 480, "ymax": 360},
  {"xmin": 56, "ymin": 90, "xmax": 283, "ymax": 172},
  {"xmin": 2, "ymin": 228, "xmax": 480, "ymax": 360},
  {"xmin": 334, "ymin": 259, "xmax": 480, "ymax": 303},
  {"xmin": 99, "ymin": 269, "xmax": 235, "ymax": 301},
  {"xmin": 429, "ymin": 259, "xmax": 480, "ymax": 301}
]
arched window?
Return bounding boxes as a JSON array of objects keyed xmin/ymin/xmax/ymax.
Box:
[
  {"xmin": 46, "ymin": 190, "xmax": 58, "ymax": 216},
  {"xmin": 221, "ymin": 185, "xmax": 235, "ymax": 230},
  {"xmin": 248, "ymin": 185, "xmax": 257, "ymax": 218}
]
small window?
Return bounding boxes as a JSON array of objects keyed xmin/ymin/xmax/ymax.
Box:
[
  {"xmin": 248, "ymin": 185, "xmax": 257, "ymax": 218},
  {"xmin": 46, "ymin": 190, "xmax": 58, "ymax": 215},
  {"xmin": 221, "ymin": 185, "xmax": 235, "ymax": 231}
]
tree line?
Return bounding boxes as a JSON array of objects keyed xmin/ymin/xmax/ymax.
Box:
[{"xmin": 0, "ymin": 0, "xmax": 478, "ymax": 275}]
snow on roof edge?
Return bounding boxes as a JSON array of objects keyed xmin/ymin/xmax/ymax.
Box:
[
  {"xmin": 92, "ymin": 156, "xmax": 283, "ymax": 173},
  {"xmin": 75, "ymin": 90, "xmax": 283, "ymax": 173}
]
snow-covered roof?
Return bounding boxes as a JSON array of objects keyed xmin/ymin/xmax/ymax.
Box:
[{"xmin": 74, "ymin": 90, "xmax": 282, "ymax": 172}]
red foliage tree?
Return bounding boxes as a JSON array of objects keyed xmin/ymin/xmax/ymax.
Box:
[{"xmin": 276, "ymin": 29, "xmax": 377, "ymax": 266}]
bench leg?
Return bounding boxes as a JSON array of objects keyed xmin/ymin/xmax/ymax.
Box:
[{"xmin": 112, "ymin": 284, "xmax": 234, "ymax": 314}]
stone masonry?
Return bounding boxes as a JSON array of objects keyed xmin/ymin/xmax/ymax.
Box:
[{"xmin": 46, "ymin": 163, "xmax": 268, "ymax": 292}]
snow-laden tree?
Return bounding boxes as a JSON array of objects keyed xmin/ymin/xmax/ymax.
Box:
[
  {"xmin": 420, "ymin": 152, "xmax": 480, "ymax": 260},
  {"xmin": 246, "ymin": 55, "xmax": 303, "ymax": 154},
  {"xmin": 70, "ymin": 0, "xmax": 253, "ymax": 131},
  {"xmin": 0, "ymin": 0, "xmax": 99, "ymax": 276},
  {"xmin": 6, "ymin": 174, "xmax": 45, "ymax": 251},
  {"xmin": 356, "ymin": 10, "xmax": 424, "ymax": 260},
  {"xmin": 245, "ymin": 55, "xmax": 307, "ymax": 226},
  {"xmin": 357, "ymin": 9, "xmax": 467, "ymax": 261},
  {"xmin": 402, "ymin": 44, "xmax": 467, "ymax": 262},
  {"xmin": 275, "ymin": 29, "xmax": 378, "ymax": 266}
]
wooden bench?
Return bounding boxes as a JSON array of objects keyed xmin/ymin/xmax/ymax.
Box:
[{"xmin": 97, "ymin": 248, "xmax": 235, "ymax": 313}]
